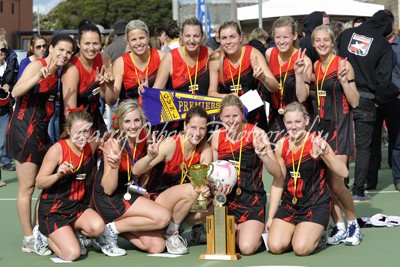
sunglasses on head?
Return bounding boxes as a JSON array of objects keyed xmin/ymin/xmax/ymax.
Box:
[
  {"xmin": 0, "ymin": 48, "xmax": 6, "ymax": 53},
  {"xmin": 35, "ymin": 44, "xmax": 47, "ymax": 49}
]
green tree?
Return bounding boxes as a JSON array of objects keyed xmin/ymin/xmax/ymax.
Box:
[{"xmin": 40, "ymin": 0, "xmax": 172, "ymax": 35}]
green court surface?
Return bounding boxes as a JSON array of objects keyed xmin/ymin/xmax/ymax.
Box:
[{"xmin": 1, "ymin": 150, "xmax": 399, "ymax": 267}]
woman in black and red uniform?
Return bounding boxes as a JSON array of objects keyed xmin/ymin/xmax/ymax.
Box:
[
  {"xmin": 36, "ymin": 110, "xmax": 105, "ymax": 261},
  {"xmin": 132, "ymin": 106, "xmax": 212, "ymax": 255},
  {"xmin": 62, "ymin": 24, "xmax": 112, "ymax": 135},
  {"xmin": 267, "ymin": 102, "xmax": 348, "ymax": 256},
  {"xmin": 210, "ymin": 95, "xmax": 283, "ymax": 255},
  {"xmin": 312, "ymin": 25, "xmax": 361, "ymax": 246},
  {"xmin": 8, "ymin": 34, "xmax": 75, "ymax": 256},
  {"xmin": 106, "ymin": 20, "xmax": 164, "ymax": 106},
  {"xmin": 208, "ymin": 20, "xmax": 279, "ymax": 131},
  {"xmin": 266, "ymin": 17, "xmax": 312, "ymax": 143},
  {"xmin": 92, "ymin": 99, "xmax": 170, "ymax": 256}
]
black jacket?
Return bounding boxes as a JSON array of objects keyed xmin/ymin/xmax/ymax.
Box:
[
  {"xmin": 0, "ymin": 49, "xmax": 19, "ymax": 115},
  {"xmin": 300, "ymin": 11, "xmax": 324, "ymax": 64},
  {"xmin": 337, "ymin": 10, "xmax": 395, "ymax": 104}
]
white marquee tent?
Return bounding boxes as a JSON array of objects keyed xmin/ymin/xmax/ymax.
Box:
[{"xmin": 238, "ymin": 0, "xmax": 385, "ymax": 21}]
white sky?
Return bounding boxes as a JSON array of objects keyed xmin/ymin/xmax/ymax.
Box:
[{"xmin": 33, "ymin": 0, "xmax": 62, "ymax": 14}]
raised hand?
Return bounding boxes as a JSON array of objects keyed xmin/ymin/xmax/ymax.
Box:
[
  {"xmin": 138, "ymin": 74, "xmax": 148, "ymax": 95},
  {"xmin": 147, "ymin": 132, "xmax": 164, "ymax": 159},
  {"xmin": 56, "ymin": 161, "xmax": 74, "ymax": 178},
  {"xmin": 311, "ymin": 131, "xmax": 328, "ymax": 158},
  {"xmin": 94, "ymin": 66, "xmax": 105, "ymax": 84},
  {"xmin": 294, "ymin": 48, "xmax": 307, "ymax": 74},
  {"xmin": 103, "ymin": 63, "xmax": 114, "ymax": 84},
  {"xmin": 254, "ymin": 131, "xmax": 270, "ymax": 158},
  {"xmin": 252, "ymin": 56, "xmax": 265, "ymax": 81},
  {"xmin": 337, "ymin": 57, "xmax": 348, "ymax": 83},
  {"xmin": 100, "ymin": 138, "xmax": 122, "ymax": 168},
  {"xmin": 39, "ymin": 56, "xmax": 58, "ymax": 79}
]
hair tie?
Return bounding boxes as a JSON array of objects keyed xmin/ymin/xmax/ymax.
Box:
[{"xmin": 67, "ymin": 105, "xmax": 85, "ymax": 113}]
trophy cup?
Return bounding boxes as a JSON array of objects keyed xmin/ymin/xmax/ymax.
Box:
[
  {"xmin": 199, "ymin": 192, "xmax": 241, "ymax": 261},
  {"xmin": 184, "ymin": 163, "xmax": 214, "ymax": 212}
]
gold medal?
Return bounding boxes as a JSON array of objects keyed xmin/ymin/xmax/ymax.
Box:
[
  {"xmin": 292, "ymin": 196, "xmax": 297, "ymax": 204},
  {"xmin": 236, "ymin": 187, "xmax": 242, "ymax": 195},
  {"xmin": 124, "ymin": 192, "xmax": 131, "ymax": 201},
  {"xmin": 278, "ymin": 108, "xmax": 285, "ymax": 115}
]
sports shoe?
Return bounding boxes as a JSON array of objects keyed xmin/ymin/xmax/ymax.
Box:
[
  {"xmin": 75, "ymin": 232, "xmax": 87, "ymax": 256},
  {"xmin": 317, "ymin": 231, "xmax": 327, "ymax": 248},
  {"xmin": 166, "ymin": 233, "xmax": 189, "ymax": 255},
  {"xmin": 22, "ymin": 235, "xmax": 36, "ymax": 253},
  {"xmin": 33, "ymin": 225, "xmax": 52, "ymax": 256},
  {"xmin": 352, "ymin": 194, "xmax": 372, "ymax": 202},
  {"xmin": 96, "ymin": 233, "xmax": 126, "ymax": 257},
  {"xmin": 345, "ymin": 222, "xmax": 362, "ymax": 246},
  {"xmin": 0, "ymin": 180, "xmax": 5, "ymax": 187},
  {"xmin": 327, "ymin": 226, "xmax": 347, "ymax": 245},
  {"xmin": 2, "ymin": 163, "xmax": 15, "ymax": 171},
  {"xmin": 395, "ymin": 182, "xmax": 400, "ymax": 192},
  {"xmin": 191, "ymin": 224, "xmax": 206, "ymax": 244}
]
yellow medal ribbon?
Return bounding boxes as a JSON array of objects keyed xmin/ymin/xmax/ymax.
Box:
[
  {"xmin": 126, "ymin": 144, "xmax": 137, "ymax": 183},
  {"xmin": 68, "ymin": 141, "xmax": 84, "ymax": 173},
  {"xmin": 227, "ymin": 46, "xmax": 243, "ymax": 95},
  {"xmin": 316, "ymin": 54, "xmax": 335, "ymax": 112},
  {"xmin": 183, "ymin": 47, "xmax": 199, "ymax": 94},
  {"xmin": 228, "ymin": 125, "xmax": 244, "ymax": 194},
  {"xmin": 278, "ymin": 49, "xmax": 295, "ymax": 111},
  {"xmin": 290, "ymin": 132, "xmax": 309, "ymax": 204},
  {"xmin": 130, "ymin": 50, "xmax": 151, "ymax": 86}
]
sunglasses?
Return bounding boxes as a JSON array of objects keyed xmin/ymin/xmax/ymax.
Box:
[
  {"xmin": 0, "ymin": 48, "xmax": 6, "ymax": 53},
  {"xmin": 35, "ymin": 44, "xmax": 47, "ymax": 50}
]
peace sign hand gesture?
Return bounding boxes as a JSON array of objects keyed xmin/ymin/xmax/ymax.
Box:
[
  {"xmin": 103, "ymin": 63, "xmax": 115, "ymax": 84},
  {"xmin": 294, "ymin": 48, "xmax": 307, "ymax": 75},
  {"xmin": 39, "ymin": 57, "xmax": 58, "ymax": 79},
  {"xmin": 310, "ymin": 131, "xmax": 328, "ymax": 159},
  {"xmin": 138, "ymin": 74, "xmax": 149, "ymax": 95},
  {"xmin": 254, "ymin": 131, "xmax": 270, "ymax": 158},
  {"xmin": 147, "ymin": 132, "xmax": 164, "ymax": 159}
]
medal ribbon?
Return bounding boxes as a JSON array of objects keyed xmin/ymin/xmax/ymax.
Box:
[
  {"xmin": 278, "ymin": 49, "xmax": 294, "ymax": 110},
  {"xmin": 290, "ymin": 132, "xmax": 309, "ymax": 203},
  {"xmin": 125, "ymin": 141, "xmax": 137, "ymax": 184},
  {"xmin": 228, "ymin": 126, "xmax": 243, "ymax": 184},
  {"xmin": 68, "ymin": 141, "xmax": 84, "ymax": 173},
  {"xmin": 183, "ymin": 47, "xmax": 199, "ymax": 94},
  {"xmin": 130, "ymin": 51, "xmax": 151, "ymax": 86},
  {"xmin": 227, "ymin": 47, "xmax": 243, "ymax": 95},
  {"xmin": 316, "ymin": 54, "xmax": 335, "ymax": 113}
]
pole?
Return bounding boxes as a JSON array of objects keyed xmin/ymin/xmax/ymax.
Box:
[
  {"xmin": 37, "ymin": 6, "xmax": 41, "ymax": 35},
  {"xmin": 231, "ymin": 0, "xmax": 237, "ymax": 21},
  {"xmin": 172, "ymin": 0, "xmax": 179, "ymax": 21},
  {"xmin": 258, "ymin": 0, "xmax": 263, "ymax": 29}
]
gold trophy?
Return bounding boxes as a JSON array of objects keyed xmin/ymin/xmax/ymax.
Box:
[
  {"xmin": 183, "ymin": 163, "xmax": 214, "ymax": 212},
  {"xmin": 200, "ymin": 192, "xmax": 241, "ymax": 260}
]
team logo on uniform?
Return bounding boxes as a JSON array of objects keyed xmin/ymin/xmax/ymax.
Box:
[{"xmin": 347, "ymin": 33, "xmax": 373, "ymax": 57}]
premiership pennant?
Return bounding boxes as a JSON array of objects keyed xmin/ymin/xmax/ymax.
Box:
[{"xmin": 142, "ymin": 87, "xmax": 223, "ymax": 125}]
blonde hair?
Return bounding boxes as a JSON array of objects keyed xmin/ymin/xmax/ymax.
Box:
[
  {"xmin": 0, "ymin": 38, "xmax": 8, "ymax": 50},
  {"xmin": 311, "ymin": 24, "xmax": 335, "ymax": 44},
  {"xmin": 113, "ymin": 99, "xmax": 147, "ymax": 134},
  {"xmin": 283, "ymin": 101, "xmax": 309, "ymax": 119},
  {"xmin": 220, "ymin": 94, "xmax": 245, "ymax": 115},
  {"xmin": 249, "ymin": 28, "xmax": 269, "ymax": 41},
  {"xmin": 125, "ymin": 20, "xmax": 149, "ymax": 38}
]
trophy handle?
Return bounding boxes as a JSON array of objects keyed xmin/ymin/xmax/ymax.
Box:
[
  {"xmin": 180, "ymin": 162, "xmax": 188, "ymax": 184},
  {"xmin": 206, "ymin": 163, "xmax": 214, "ymax": 179}
]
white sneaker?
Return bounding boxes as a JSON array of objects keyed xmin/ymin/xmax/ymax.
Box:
[
  {"xmin": 166, "ymin": 234, "xmax": 189, "ymax": 255},
  {"xmin": 97, "ymin": 233, "xmax": 126, "ymax": 257},
  {"xmin": 33, "ymin": 225, "xmax": 52, "ymax": 256},
  {"xmin": 345, "ymin": 222, "xmax": 362, "ymax": 246},
  {"xmin": 75, "ymin": 232, "xmax": 87, "ymax": 256},
  {"xmin": 327, "ymin": 226, "xmax": 347, "ymax": 245},
  {"xmin": 21, "ymin": 236, "xmax": 35, "ymax": 253}
]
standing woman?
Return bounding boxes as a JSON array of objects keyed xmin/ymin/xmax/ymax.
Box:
[
  {"xmin": 62, "ymin": 24, "xmax": 112, "ymax": 135},
  {"xmin": 312, "ymin": 25, "xmax": 361, "ymax": 246},
  {"xmin": 92, "ymin": 99, "xmax": 171, "ymax": 256},
  {"xmin": 106, "ymin": 19, "xmax": 165, "ymax": 106},
  {"xmin": 17, "ymin": 35, "xmax": 47, "ymax": 78},
  {"xmin": 266, "ymin": 17, "xmax": 312, "ymax": 142},
  {"xmin": 153, "ymin": 17, "xmax": 213, "ymax": 95},
  {"xmin": 36, "ymin": 110, "xmax": 105, "ymax": 261},
  {"xmin": 8, "ymin": 34, "xmax": 75, "ymax": 255},
  {"xmin": 210, "ymin": 95, "xmax": 283, "ymax": 255},
  {"xmin": 267, "ymin": 102, "xmax": 348, "ymax": 256},
  {"xmin": 208, "ymin": 21, "xmax": 279, "ymax": 130}
]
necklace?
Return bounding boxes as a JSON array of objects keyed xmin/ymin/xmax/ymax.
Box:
[
  {"xmin": 277, "ymin": 49, "xmax": 295, "ymax": 114},
  {"xmin": 180, "ymin": 135, "xmax": 196, "ymax": 184},
  {"xmin": 228, "ymin": 125, "xmax": 244, "ymax": 195},
  {"xmin": 290, "ymin": 132, "xmax": 309, "ymax": 204},
  {"xmin": 183, "ymin": 47, "xmax": 199, "ymax": 94},
  {"xmin": 227, "ymin": 47, "xmax": 244, "ymax": 94},
  {"xmin": 130, "ymin": 50, "xmax": 151, "ymax": 86},
  {"xmin": 316, "ymin": 54, "xmax": 335, "ymax": 116}
]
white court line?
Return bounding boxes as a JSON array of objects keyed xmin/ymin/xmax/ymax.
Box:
[{"xmin": 0, "ymin": 197, "xmax": 38, "ymax": 201}]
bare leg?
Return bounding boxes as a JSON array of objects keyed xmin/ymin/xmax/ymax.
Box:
[
  {"xmin": 48, "ymin": 226, "xmax": 81, "ymax": 261},
  {"xmin": 292, "ymin": 222, "xmax": 324, "ymax": 256},
  {"xmin": 16, "ymin": 161, "xmax": 39, "ymax": 236},
  {"xmin": 122, "ymin": 230, "xmax": 165, "ymax": 253},
  {"xmin": 236, "ymin": 220, "xmax": 264, "ymax": 255},
  {"xmin": 268, "ymin": 218, "xmax": 295, "ymax": 254}
]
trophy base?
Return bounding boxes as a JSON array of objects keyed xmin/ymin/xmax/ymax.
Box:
[
  {"xmin": 190, "ymin": 198, "xmax": 213, "ymax": 213},
  {"xmin": 199, "ymin": 253, "xmax": 241, "ymax": 261}
]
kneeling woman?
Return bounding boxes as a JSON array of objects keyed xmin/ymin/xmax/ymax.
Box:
[
  {"xmin": 91, "ymin": 99, "xmax": 171, "ymax": 256},
  {"xmin": 36, "ymin": 110, "xmax": 105, "ymax": 261},
  {"xmin": 266, "ymin": 102, "xmax": 348, "ymax": 256}
]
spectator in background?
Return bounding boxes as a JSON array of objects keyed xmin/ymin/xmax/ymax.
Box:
[
  {"xmin": 154, "ymin": 27, "xmax": 170, "ymax": 51},
  {"xmin": 0, "ymin": 38, "xmax": 18, "ymax": 176},
  {"xmin": 300, "ymin": 11, "xmax": 330, "ymax": 64},
  {"xmin": 205, "ymin": 24, "xmax": 220, "ymax": 50},
  {"xmin": 164, "ymin": 20, "xmax": 180, "ymax": 52},
  {"xmin": 105, "ymin": 19, "xmax": 128, "ymax": 63},
  {"xmin": 352, "ymin": 17, "xmax": 367, "ymax": 28},
  {"xmin": 96, "ymin": 24, "xmax": 106, "ymax": 50},
  {"xmin": 17, "ymin": 35, "xmax": 47, "ymax": 79},
  {"xmin": 248, "ymin": 27, "xmax": 269, "ymax": 55}
]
